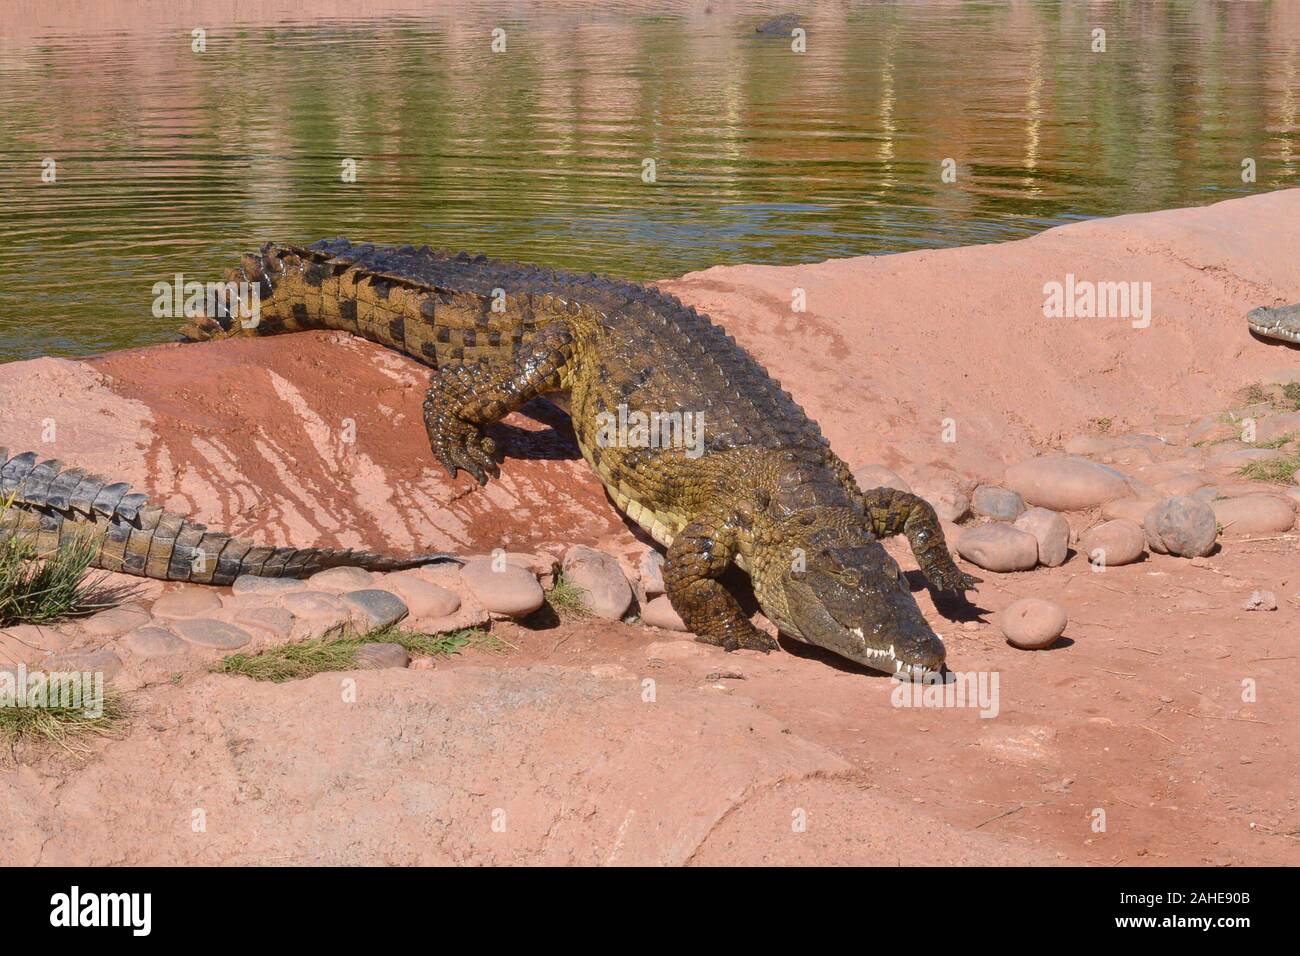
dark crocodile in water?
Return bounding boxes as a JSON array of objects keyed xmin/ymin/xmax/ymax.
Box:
[{"xmin": 174, "ymin": 239, "xmax": 978, "ymax": 679}]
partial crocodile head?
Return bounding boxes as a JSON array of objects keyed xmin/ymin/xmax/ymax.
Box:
[
  {"xmin": 1248, "ymin": 303, "xmax": 1300, "ymax": 345},
  {"xmin": 752, "ymin": 508, "xmax": 946, "ymax": 681}
]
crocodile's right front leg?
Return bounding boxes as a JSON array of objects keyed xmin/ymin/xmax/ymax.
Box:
[
  {"xmin": 663, "ymin": 511, "xmax": 779, "ymax": 653},
  {"xmin": 423, "ymin": 324, "xmax": 575, "ymax": 484}
]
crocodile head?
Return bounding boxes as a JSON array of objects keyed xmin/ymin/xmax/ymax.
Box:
[{"xmin": 754, "ymin": 508, "xmax": 946, "ymax": 681}]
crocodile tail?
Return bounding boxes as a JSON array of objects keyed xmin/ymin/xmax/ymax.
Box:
[
  {"xmin": 0, "ymin": 449, "xmax": 461, "ymax": 585},
  {"xmin": 179, "ymin": 239, "xmax": 574, "ymax": 369}
]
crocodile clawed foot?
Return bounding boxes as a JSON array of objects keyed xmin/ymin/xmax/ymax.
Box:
[
  {"xmin": 930, "ymin": 567, "xmax": 982, "ymax": 594},
  {"xmin": 734, "ymin": 629, "xmax": 780, "ymax": 653},
  {"xmin": 698, "ymin": 625, "xmax": 779, "ymax": 654},
  {"xmin": 919, "ymin": 552, "xmax": 982, "ymax": 594},
  {"xmin": 430, "ymin": 423, "xmax": 500, "ymax": 485}
]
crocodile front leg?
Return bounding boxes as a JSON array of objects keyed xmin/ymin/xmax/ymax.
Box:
[
  {"xmin": 858, "ymin": 486, "xmax": 981, "ymax": 593},
  {"xmin": 423, "ymin": 324, "xmax": 576, "ymax": 484},
  {"xmin": 663, "ymin": 511, "xmax": 779, "ymax": 652}
]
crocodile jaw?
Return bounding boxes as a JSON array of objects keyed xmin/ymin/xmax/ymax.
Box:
[
  {"xmin": 849, "ymin": 627, "xmax": 948, "ymax": 682},
  {"xmin": 1248, "ymin": 304, "xmax": 1300, "ymax": 344}
]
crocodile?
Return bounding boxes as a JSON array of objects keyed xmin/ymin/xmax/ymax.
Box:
[
  {"xmin": 174, "ymin": 239, "xmax": 980, "ymax": 679},
  {"xmin": 0, "ymin": 449, "xmax": 459, "ymax": 584},
  {"xmin": 1247, "ymin": 303, "xmax": 1300, "ymax": 345}
]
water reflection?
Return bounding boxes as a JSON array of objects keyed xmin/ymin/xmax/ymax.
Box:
[{"xmin": 0, "ymin": 0, "xmax": 1295, "ymax": 360}]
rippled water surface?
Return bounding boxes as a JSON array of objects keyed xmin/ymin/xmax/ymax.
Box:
[{"xmin": 0, "ymin": 0, "xmax": 1296, "ymax": 360}]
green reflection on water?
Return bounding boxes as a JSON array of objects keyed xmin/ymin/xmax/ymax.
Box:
[{"xmin": 0, "ymin": 1, "xmax": 1295, "ymax": 360}]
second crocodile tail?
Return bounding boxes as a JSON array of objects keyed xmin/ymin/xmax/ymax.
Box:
[{"xmin": 0, "ymin": 449, "xmax": 460, "ymax": 585}]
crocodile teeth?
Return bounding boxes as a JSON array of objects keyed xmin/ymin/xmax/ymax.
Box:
[{"xmin": 851, "ymin": 628, "xmax": 898, "ymax": 662}]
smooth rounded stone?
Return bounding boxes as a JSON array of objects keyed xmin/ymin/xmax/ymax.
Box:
[
  {"xmin": 281, "ymin": 590, "xmax": 349, "ymax": 620},
  {"xmin": 454, "ymin": 554, "xmax": 556, "ymax": 590},
  {"xmin": 496, "ymin": 552, "xmax": 559, "ymax": 590},
  {"xmin": 382, "ymin": 576, "xmax": 460, "ymax": 618},
  {"xmin": 916, "ymin": 485, "xmax": 971, "ymax": 523},
  {"xmin": 1242, "ymin": 590, "xmax": 1277, "ymax": 612},
  {"xmin": 1012, "ymin": 508, "xmax": 1070, "ymax": 567},
  {"xmin": 955, "ymin": 524, "xmax": 1039, "ymax": 573},
  {"xmin": 562, "ymin": 546, "xmax": 634, "ymax": 620},
  {"xmin": 1101, "ymin": 497, "xmax": 1158, "ymax": 525},
  {"xmin": 1004, "ymin": 456, "xmax": 1131, "ymax": 511},
  {"xmin": 150, "ymin": 588, "xmax": 223, "ymax": 619},
  {"xmin": 1100, "ymin": 444, "xmax": 1156, "ymax": 468},
  {"xmin": 1131, "ymin": 462, "xmax": 1194, "ymax": 487},
  {"xmin": 971, "ymin": 485, "xmax": 1026, "ymax": 521},
  {"xmin": 173, "ymin": 617, "xmax": 253, "ymax": 650},
  {"xmin": 80, "ymin": 605, "xmax": 151, "ymax": 638},
  {"xmin": 852, "ymin": 464, "xmax": 912, "ymax": 493},
  {"xmin": 1144, "ymin": 496, "xmax": 1218, "ymax": 557},
  {"xmin": 640, "ymin": 595, "xmax": 688, "ymax": 632},
  {"xmin": 342, "ymin": 589, "xmax": 409, "ymax": 630},
  {"xmin": 307, "ymin": 566, "xmax": 376, "ymax": 592},
  {"xmin": 232, "ymin": 606, "xmax": 295, "ymax": 639},
  {"xmin": 1066, "ymin": 434, "xmax": 1170, "ymax": 462},
  {"xmin": 1155, "ymin": 472, "xmax": 1212, "ymax": 496},
  {"xmin": 0, "ymin": 624, "xmax": 74, "ymax": 664},
  {"xmin": 459, "ymin": 558, "xmax": 545, "ymax": 617},
  {"xmin": 1256, "ymin": 411, "xmax": 1300, "ymax": 444},
  {"xmin": 120, "ymin": 625, "xmax": 188, "ymax": 658},
  {"xmin": 231, "ymin": 575, "xmax": 308, "ymax": 596},
  {"xmin": 1120, "ymin": 479, "xmax": 1158, "ymax": 509},
  {"xmin": 1207, "ymin": 447, "xmax": 1283, "ymax": 473},
  {"xmin": 639, "ymin": 550, "xmax": 667, "ymax": 597},
  {"xmin": 1001, "ymin": 598, "xmax": 1068, "ymax": 650},
  {"xmin": 354, "ymin": 642, "xmax": 409, "ymax": 670},
  {"xmin": 1211, "ymin": 494, "xmax": 1296, "ymax": 535},
  {"xmin": 1078, "ymin": 519, "xmax": 1146, "ymax": 567},
  {"xmin": 1216, "ymin": 480, "xmax": 1290, "ymax": 498},
  {"xmin": 43, "ymin": 648, "xmax": 124, "ymax": 679},
  {"xmin": 220, "ymin": 590, "xmax": 276, "ymax": 610}
]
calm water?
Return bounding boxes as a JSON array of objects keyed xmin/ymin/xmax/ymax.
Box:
[{"xmin": 0, "ymin": 0, "xmax": 1296, "ymax": 361}]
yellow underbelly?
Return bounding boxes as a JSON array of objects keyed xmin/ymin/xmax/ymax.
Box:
[
  {"xmin": 554, "ymin": 386, "xmax": 751, "ymax": 573},
  {"xmin": 572, "ymin": 432, "xmax": 752, "ymax": 575}
]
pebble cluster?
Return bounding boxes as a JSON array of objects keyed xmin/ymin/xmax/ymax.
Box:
[
  {"xmin": 0, "ymin": 543, "xmax": 680, "ymax": 689},
  {"xmin": 946, "ymin": 396, "xmax": 1299, "ymax": 648}
]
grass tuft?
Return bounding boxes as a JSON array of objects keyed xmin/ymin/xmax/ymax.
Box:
[
  {"xmin": 1237, "ymin": 452, "xmax": 1300, "ymax": 484},
  {"xmin": 545, "ymin": 571, "xmax": 591, "ymax": 620},
  {"xmin": 215, "ymin": 625, "xmax": 483, "ymax": 683},
  {"xmin": 0, "ymin": 521, "xmax": 112, "ymax": 627},
  {"xmin": 0, "ymin": 689, "xmax": 128, "ymax": 753},
  {"xmin": 1256, "ymin": 432, "xmax": 1297, "ymax": 450},
  {"xmin": 1239, "ymin": 382, "xmax": 1273, "ymax": 406}
]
